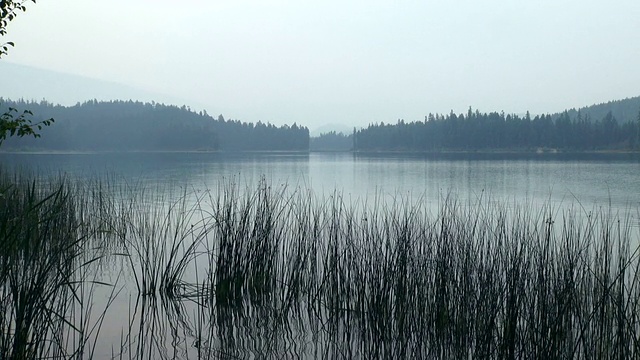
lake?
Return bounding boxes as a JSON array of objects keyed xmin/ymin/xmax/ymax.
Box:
[
  {"xmin": 1, "ymin": 151, "xmax": 640, "ymax": 359},
  {"xmin": 2, "ymin": 151, "xmax": 639, "ymax": 212}
]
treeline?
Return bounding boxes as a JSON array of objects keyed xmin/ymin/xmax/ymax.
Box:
[
  {"xmin": 213, "ymin": 115, "xmax": 308, "ymax": 151},
  {"xmin": 4, "ymin": 97, "xmax": 640, "ymax": 152},
  {"xmin": 0, "ymin": 99, "xmax": 309, "ymax": 151},
  {"xmin": 355, "ymin": 108, "xmax": 640, "ymax": 151},
  {"xmin": 556, "ymin": 96, "xmax": 640, "ymax": 127},
  {"xmin": 310, "ymin": 131, "xmax": 353, "ymax": 151}
]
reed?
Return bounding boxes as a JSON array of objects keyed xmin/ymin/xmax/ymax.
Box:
[
  {"xmin": 0, "ymin": 171, "xmax": 116, "ymax": 359},
  {"xmin": 113, "ymin": 186, "xmax": 209, "ymax": 298},
  {"xmin": 3, "ymin": 168, "xmax": 640, "ymax": 359},
  {"xmin": 203, "ymin": 182, "xmax": 640, "ymax": 358}
]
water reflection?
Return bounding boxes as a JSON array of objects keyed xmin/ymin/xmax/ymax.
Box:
[
  {"xmin": 1, "ymin": 152, "xmax": 639, "ymax": 212},
  {"xmin": 2, "ymin": 152, "xmax": 640, "ymax": 359}
]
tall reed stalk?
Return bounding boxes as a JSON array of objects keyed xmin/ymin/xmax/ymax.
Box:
[
  {"xmin": 3, "ymin": 169, "xmax": 640, "ymax": 359},
  {"xmin": 201, "ymin": 182, "xmax": 640, "ymax": 358},
  {"xmin": 0, "ymin": 171, "xmax": 115, "ymax": 359}
]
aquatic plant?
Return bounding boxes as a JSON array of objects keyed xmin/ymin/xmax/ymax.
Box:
[
  {"xmin": 0, "ymin": 172, "xmax": 115, "ymax": 359},
  {"xmin": 2, "ymin": 169, "xmax": 640, "ymax": 359}
]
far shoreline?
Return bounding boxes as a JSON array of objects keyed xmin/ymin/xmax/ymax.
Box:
[{"xmin": 1, "ymin": 148, "xmax": 638, "ymax": 158}]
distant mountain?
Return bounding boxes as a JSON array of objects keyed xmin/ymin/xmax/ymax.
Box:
[
  {"xmin": 0, "ymin": 62, "xmax": 202, "ymax": 110},
  {"xmin": 310, "ymin": 123, "xmax": 356, "ymax": 137},
  {"xmin": 552, "ymin": 96, "xmax": 640, "ymax": 123},
  {"xmin": 0, "ymin": 99, "xmax": 309, "ymax": 152}
]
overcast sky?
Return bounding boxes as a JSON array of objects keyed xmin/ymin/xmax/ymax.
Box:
[{"xmin": 3, "ymin": 0, "xmax": 640, "ymax": 129}]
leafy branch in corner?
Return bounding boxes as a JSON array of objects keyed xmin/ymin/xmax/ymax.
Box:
[
  {"xmin": 1, "ymin": 0, "xmax": 37, "ymax": 57},
  {"xmin": 0, "ymin": 106, "xmax": 53, "ymax": 145},
  {"xmin": 1, "ymin": 0, "xmax": 54, "ymax": 145}
]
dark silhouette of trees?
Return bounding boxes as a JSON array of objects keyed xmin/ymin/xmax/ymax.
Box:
[
  {"xmin": 310, "ymin": 131, "xmax": 352, "ymax": 151},
  {"xmin": 355, "ymin": 108, "xmax": 640, "ymax": 152},
  {"xmin": 213, "ymin": 115, "xmax": 308, "ymax": 151},
  {"xmin": 558, "ymin": 96, "xmax": 640, "ymax": 127},
  {"xmin": 0, "ymin": 99, "xmax": 309, "ymax": 151}
]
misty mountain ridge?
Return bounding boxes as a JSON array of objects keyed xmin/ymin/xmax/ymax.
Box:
[
  {"xmin": 0, "ymin": 62, "xmax": 204, "ymax": 110},
  {"xmin": 551, "ymin": 96, "xmax": 640, "ymax": 124},
  {"xmin": 2, "ymin": 62, "xmax": 639, "ymax": 134}
]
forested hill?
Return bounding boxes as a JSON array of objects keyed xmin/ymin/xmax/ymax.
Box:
[
  {"xmin": 355, "ymin": 107, "xmax": 640, "ymax": 152},
  {"xmin": 554, "ymin": 96, "xmax": 640, "ymax": 124},
  {"xmin": 0, "ymin": 99, "xmax": 309, "ymax": 151}
]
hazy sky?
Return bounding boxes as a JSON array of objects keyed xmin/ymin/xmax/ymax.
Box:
[{"xmin": 3, "ymin": 0, "xmax": 640, "ymax": 129}]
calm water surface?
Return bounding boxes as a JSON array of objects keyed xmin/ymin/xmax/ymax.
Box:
[
  {"xmin": 2, "ymin": 151, "xmax": 639, "ymax": 212},
  {"xmin": 2, "ymin": 151, "xmax": 640, "ymax": 358}
]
